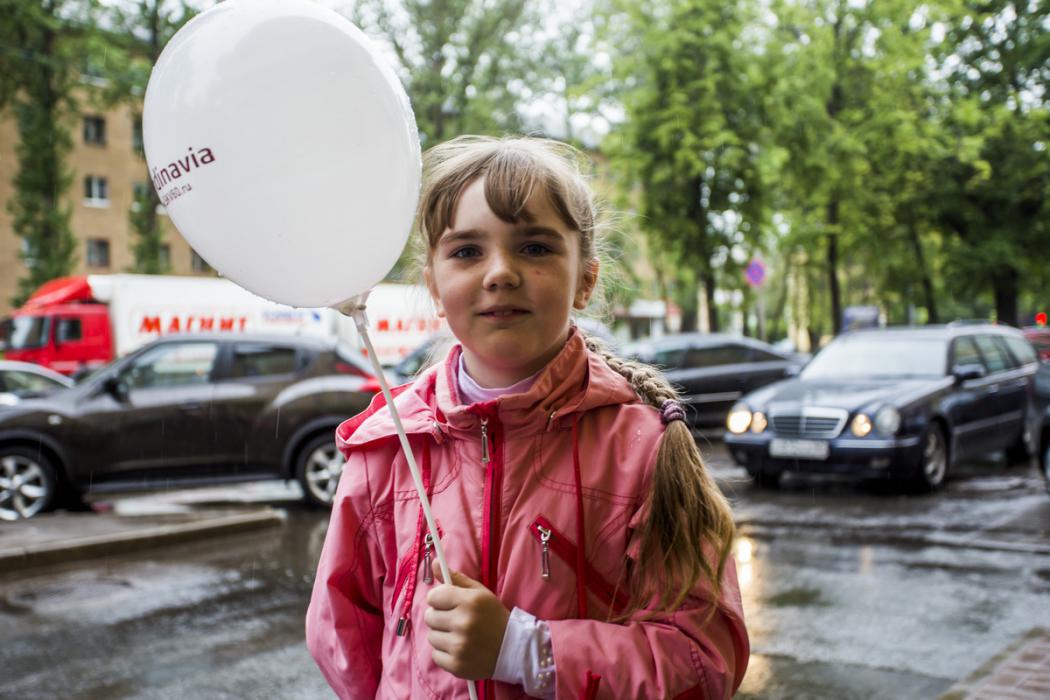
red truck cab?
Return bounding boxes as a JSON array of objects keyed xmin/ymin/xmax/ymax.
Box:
[{"xmin": 3, "ymin": 277, "xmax": 114, "ymax": 376}]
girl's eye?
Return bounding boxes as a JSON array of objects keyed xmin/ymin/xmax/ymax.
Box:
[
  {"xmin": 522, "ymin": 243, "xmax": 551, "ymax": 256},
  {"xmin": 451, "ymin": 246, "xmax": 480, "ymax": 259}
]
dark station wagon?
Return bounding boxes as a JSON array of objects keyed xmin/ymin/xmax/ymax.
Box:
[
  {"xmin": 0, "ymin": 334, "xmax": 380, "ymax": 520},
  {"xmin": 724, "ymin": 324, "xmax": 1039, "ymax": 490}
]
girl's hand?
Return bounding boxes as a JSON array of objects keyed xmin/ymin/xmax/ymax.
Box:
[{"xmin": 424, "ymin": 559, "xmax": 510, "ymax": 680}]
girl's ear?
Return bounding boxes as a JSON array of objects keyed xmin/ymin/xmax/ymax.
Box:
[
  {"xmin": 573, "ymin": 257, "xmax": 599, "ymax": 310},
  {"xmin": 424, "ymin": 265, "xmax": 446, "ymax": 318}
]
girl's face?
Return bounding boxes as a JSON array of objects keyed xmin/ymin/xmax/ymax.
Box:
[{"xmin": 425, "ymin": 177, "xmax": 597, "ymax": 388}]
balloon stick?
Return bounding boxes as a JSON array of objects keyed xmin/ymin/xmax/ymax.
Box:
[{"xmin": 335, "ymin": 291, "xmax": 479, "ymax": 700}]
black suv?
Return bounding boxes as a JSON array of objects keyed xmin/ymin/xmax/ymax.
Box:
[
  {"xmin": 0, "ymin": 334, "xmax": 380, "ymax": 519},
  {"xmin": 724, "ymin": 324, "xmax": 1039, "ymax": 490}
]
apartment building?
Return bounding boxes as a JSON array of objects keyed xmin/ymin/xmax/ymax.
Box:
[{"xmin": 0, "ymin": 96, "xmax": 213, "ymax": 317}]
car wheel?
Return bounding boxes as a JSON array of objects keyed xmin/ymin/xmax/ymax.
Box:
[
  {"xmin": 0, "ymin": 446, "xmax": 58, "ymax": 521},
  {"xmin": 1005, "ymin": 424, "xmax": 1034, "ymax": 467},
  {"xmin": 749, "ymin": 469, "xmax": 782, "ymax": 490},
  {"xmin": 914, "ymin": 426, "xmax": 948, "ymax": 491},
  {"xmin": 295, "ymin": 434, "xmax": 343, "ymax": 508}
]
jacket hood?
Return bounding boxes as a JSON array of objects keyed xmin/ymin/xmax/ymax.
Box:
[{"xmin": 340, "ymin": 327, "xmax": 641, "ymax": 451}]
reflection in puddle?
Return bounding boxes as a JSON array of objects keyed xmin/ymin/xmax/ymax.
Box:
[{"xmin": 735, "ymin": 536, "xmax": 755, "ymax": 590}]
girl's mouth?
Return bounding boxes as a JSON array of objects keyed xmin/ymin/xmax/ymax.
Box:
[{"xmin": 479, "ymin": 309, "xmax": 529, "ymax": 318}]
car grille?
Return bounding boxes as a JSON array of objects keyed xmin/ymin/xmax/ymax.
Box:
[{"xmin": 770, "ymin": 408, "xmax": 848, "ymax": 439}]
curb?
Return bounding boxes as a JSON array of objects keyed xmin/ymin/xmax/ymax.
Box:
[
  {"xmin": 737, "ymin": 520, "xmax": 1050, "ymax": 556},
  {"xmin": 0, "ymin": 509, "xmax": 285, "ymax": 574}
]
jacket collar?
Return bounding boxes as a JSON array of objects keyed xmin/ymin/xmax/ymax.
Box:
[{"xmin": 342, "ymin": 327, "xmax": 640, "ymax": 448}]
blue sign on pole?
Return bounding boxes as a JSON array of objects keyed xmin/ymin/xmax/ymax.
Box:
[{"xmin": 745, "ymin": 258, "xmax": 766, "ymax": 288}]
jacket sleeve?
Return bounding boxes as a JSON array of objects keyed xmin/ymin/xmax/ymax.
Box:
[
  {"xmin": 306, "ymin": 448, "xmax": 387, "ymax": 700},
  {"xmin": 546, "ymin": 512, "xmax": 750, "ymax": 699}
]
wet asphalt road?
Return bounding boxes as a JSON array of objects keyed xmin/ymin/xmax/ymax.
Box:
[{"xmin": 1, "ymin": 443, "xmax": 1048, "ymax": 700}]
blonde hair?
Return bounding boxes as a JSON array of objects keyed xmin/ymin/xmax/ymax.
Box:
[{"xmin": 417, "ymin": 135, "xmax": 736, "ymax": 615}]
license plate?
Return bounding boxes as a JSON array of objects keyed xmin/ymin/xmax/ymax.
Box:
[{"xmin": 770, "ymin": 438, "xmax": 830, "ymax": 460}]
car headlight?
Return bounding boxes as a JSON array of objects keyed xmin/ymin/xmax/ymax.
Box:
[
  {"xmin": 874, "ymin": 406, "xmax": 901, "ymax": 436},
  {"xmin": 751, "ymin": 411, "xmax": 768, "ymax": 433},
  {"xmin": 727, "ymin": 404, "xmax": 752, "ymax": 434},
  {"xmin": 850, "ymin": 413, "xmax": 873, "ymax": 437}
]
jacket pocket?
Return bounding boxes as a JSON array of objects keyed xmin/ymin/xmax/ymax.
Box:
[
  {"xmin": 528, "ymin": 516, "xmax": 629, "ymax": 613},
  {"xmin": 391, "ymin": 521, "xmax": 444, "ymax": 615}
]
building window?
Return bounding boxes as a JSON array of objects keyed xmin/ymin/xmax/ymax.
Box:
[
  {"xmin": 159, "ymin": 244, "xmax": 171, "ymax": 269},
  {"xmin": 83, "ymin": 116, "xmax": 106, "ymax": 146},
  {"xmin": 132, "ymin": 181, "xmax": 151, "ymax": 211},
  {"xmin": 83, "ymin": 175, "xmax": 108, "ymax": 205},
  {"xmin": 191, "ymin": 250, "xmax": 211, "ymax": 273},
  {"xmin": 132, "ymin": 115, "xmax": 143, "ymax": 153},
  {"xmin": 86, "ymin": 239, "xmax": 110, "ymax": 268}
]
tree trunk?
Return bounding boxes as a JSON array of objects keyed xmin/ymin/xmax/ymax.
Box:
[
  {"xmin": 993, "ymin": 265, "xmax": 1020, "ymax": 327},
  {"xmin": 826, "ymin": 199, "xmax": 842, "ymax": 335},
  {"xmin": 704, "ymin": 272, "xmax": 718, "ymax": 332},
  {"xmin": 906, "ymin": 219, "xmax": 938, "ymax": 324}
]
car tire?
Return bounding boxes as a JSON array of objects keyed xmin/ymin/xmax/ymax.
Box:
[
  {"xmin": 295, "ymin": 433, "xmax": 343, "ymax": 509},
  {"xmin": 0, "ymin": 446, "xmax": 58, "ymax": 520},
  {"xmin": 1005, "ymin": 425, "xmax": 1034, "ymax": 467},
  {"xmin": 913, "ymin": 425, "xmax": 949, "ymax": 492},
  {"xmin": 749, "ymin": 469, "xmax": 783, "ymax": 490}
]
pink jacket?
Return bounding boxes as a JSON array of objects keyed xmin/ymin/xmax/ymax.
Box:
[{"xmin": 306, "ymin": 330, "xmax": 749, "ymax": 699}]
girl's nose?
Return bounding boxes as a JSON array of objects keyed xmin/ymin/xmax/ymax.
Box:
[{"xmin": 482, "ymin": 251, "xmax": 521, "ymax": 289}]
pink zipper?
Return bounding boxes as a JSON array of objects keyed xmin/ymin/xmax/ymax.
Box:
[{"xmin": 528, "ymin": 516, "xmax": 629, "ymax": 613}]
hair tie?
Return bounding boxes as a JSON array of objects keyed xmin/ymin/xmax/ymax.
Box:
[{"xmin": 660, "ymin": 399, "xmax": 686, "ymax": 425}]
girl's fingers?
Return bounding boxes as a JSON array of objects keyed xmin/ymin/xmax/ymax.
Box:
[
  {"xmin": 423, "ymin": 605, "xmax": 455, "ymax": 632},
  {"xmin": 426, "ymin": 583, "xmax": 464, "ymax": 610},
  {"xmin": 430, "ymin": 647, "xmax": 461, "ymax": 676},
  {"xmin": 426, "ymin": 628, "xmax": 457, "ymax": 654}
]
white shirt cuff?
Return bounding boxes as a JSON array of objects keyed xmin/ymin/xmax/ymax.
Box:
[{"xmin": 491, "ymin": 607, "xmax": 556, "ymax": 699}]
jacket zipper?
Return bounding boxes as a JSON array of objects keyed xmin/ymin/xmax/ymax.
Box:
[
  {"xmin": 528, "ymin": 516, "xmax": 629, "ymax": 612},
  {"xmin": 477, "ymin": 410, "xmax": 501, "ymax": 700}
]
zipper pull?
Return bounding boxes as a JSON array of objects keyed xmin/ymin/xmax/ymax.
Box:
[
  {"xmin": 538, "ymin": 526, "xmax": 551, "ymax": 580},
  {"xmin": 422, "ymin": 534, "xmax": 434, "ymax": 584},
  {"xmin": 480, "ymin": 418, "xmax": 490, "ymax": 464}
]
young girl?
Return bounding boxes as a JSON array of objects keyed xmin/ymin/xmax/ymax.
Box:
[{"xmin": 307, "ymin": 136, "xmax": 749, "ymax": 699}]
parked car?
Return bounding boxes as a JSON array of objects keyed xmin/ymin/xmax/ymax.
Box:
[
  {"xmin": 724, "ymin": 323, "xmax": 1040, "ymax": 490},
  {"xmin": 1023, "ymin": 326, "xmax": 1050, "ymax": 362},
  {"xmin": 0, "ymin": 334, "xmax": 381, "ymax": 520},
  {"xmin": 0, "ymin": 360, "xmax": 75, "ymax": 407},
  {"xmin": 622, "ymin": 333, "xmax": 806, "ymax": 430}
]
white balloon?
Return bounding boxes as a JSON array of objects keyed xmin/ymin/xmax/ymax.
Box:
[{"xmin": 143, "ymin": 0, "xmax": 421, "ymax": 308}]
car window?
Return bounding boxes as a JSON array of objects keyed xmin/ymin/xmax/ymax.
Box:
[
  {"xmin": 637, "ymin": 346, "xmax": 685, "ymax": 370},
  {"xmin": 56, "ymin": 317, "xmax": 82, "ymax": 343},
  {"xmin": 951, "ymin": 336, "xmax": 984, "ymax": 368},
  {"xmin": 1002, "ymin": 336, "xmax": 1038, "ymax": 366},
  {"xmin": 802, "ymin": 336, "xmax": 948, "ymax": 379},
  {"xmin": 3, "ymin": 370, "xmax": 64, "ymax": 394},
  {"xmin": 974, "ymin": 335, "xmax": 1011, "ymax": 373},
  {"xmin": 684, "ymin": 344, "xmax": 751, "ymax": 368},
  {"xmin": 8, "ymin": 316, "xmax": 50, "ymax": 350},
  {"xmin": 125, "ymin": 342, "xmax": 219, "ymax": 389},
  {"xmin": 230, "ymin": 344, "xmax": 297, "ymax": 378},
  {"xmin": 748, "ymin": 347, "xmax": 784, "ymax": 362}
]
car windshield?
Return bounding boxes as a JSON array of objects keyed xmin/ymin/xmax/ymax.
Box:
[
  {"xmin": 801, "ymin": 335, "xmax": 948, "ymax": 379},
  {"xmin": 8, "ymin": 316, "xmax": 50, "ymax": 350}
]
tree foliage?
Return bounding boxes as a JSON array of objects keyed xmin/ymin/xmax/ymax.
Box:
[
  {"xmin": 608, "ymin": 0, "xmax": 770, "ymax": 332},
  {"xmin": 99, "ymin": 0, "xmax": 198, "ymax": 274},
  {"xmin": 1, "ymin": 0, "xmax": 98, "ymax": 305}
]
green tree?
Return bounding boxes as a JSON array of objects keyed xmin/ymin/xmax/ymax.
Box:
[
  {"xmin": 351, "ymin": 0, "xmax": 535, "ymax": 145},
  {"xmin": 1, "ymin": 0, "xmax": 99, "ymax": 306},
  {"xmin": 932, "ymin": 0, "xmax": 1050, "ymax": 326},
  {"xmin": 609, "ymin": 0, "xmax": 770, "ymax": 332},
  {"xmin": 100, "ymin": 0, "xmax": 199, "ymax": 274}
]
